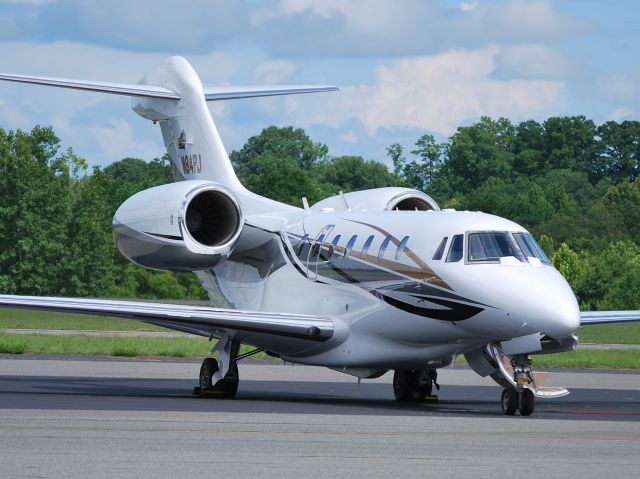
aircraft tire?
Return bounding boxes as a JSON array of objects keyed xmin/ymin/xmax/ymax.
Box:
[
  {"xmin": 393, "ymin": 370, "xmax": 413, "ymax": 401},
  {"xmin": 501, "ymin": 388, "xmax": 518, "ymax": 415},
  {"xmin": 519, "ymin": 389, "xmax": 535, "ymax": 416},
  {"xmin": 393, "ymin": 370, "xmax": 429, "ymax": 401},
  {"xmin": 220, "ymin": 362, "xmax": 239, "ymax": 399},
  {"xmin": 199, "ymin": 357, "xmax": 219, "ymax": 393}
]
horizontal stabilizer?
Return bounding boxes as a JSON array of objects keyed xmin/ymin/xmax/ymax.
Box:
[
  {"xmin": 0, "ymin": 72, "xmax": 339, "ymax": 101},
  {"xmin": 0, "ymin": 294, "xmax": 334, "ymax": 342},
  {"xmin": 203, "ymin": 85, "xmax": 339, "ymax": 101},
  {"xmin": 0, "ymin": 73, "xmax": 180, "ymax": 99},
  {"xmin": 580, "ymin": 311, "xmax": 640, "ymax": 325}
]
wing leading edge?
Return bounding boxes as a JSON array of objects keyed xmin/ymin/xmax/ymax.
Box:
[
  {"xmin": 0, "ymin": 295, "xmax": 333, "ymax": 343},
  {"xmin": 580, "ymin": 311, "xmax": 640, "ymax": 326}
]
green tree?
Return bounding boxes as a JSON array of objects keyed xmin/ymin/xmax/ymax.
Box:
[
  {"xmin": 316, "ymin": 155, "xmax": 396, "ymax": 193},
  {"xmin": 407, "ymin": 134, "xmax": 443, "ymax": 191},
  {"xmin": 595, "ymin": 120, "xmax": 640, "ymax": 183},
  {"xmin": 551, "ymin": 243, "xmax": 584, "ymax": 291},
  {"xmin": 444, "ymin": 117, "xmax": 515, "ymax": 192},
  {"xmin": 230, "ymin": 126, "xmax": 329, "ymax": 205}
]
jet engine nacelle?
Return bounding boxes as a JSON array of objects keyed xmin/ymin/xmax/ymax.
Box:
[
  {"xmin": 311, "ymin": 187, "xmax": 440, "ymax": 213},
  {"xmin": 113, "ymin": 180, "xmax": 243, "ymax": 271}
]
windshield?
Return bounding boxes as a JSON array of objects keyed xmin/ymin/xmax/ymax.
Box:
[
  {"xmin": 468, "ymin": 232, "xmax": 519, "ymax": 262},
  {"xmin": 513, "ymin": 233, "xmax": 551, "ymax": 265}
]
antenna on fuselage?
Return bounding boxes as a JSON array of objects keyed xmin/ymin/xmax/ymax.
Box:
[{"xmin": 339, "ymin": 191, "xmax": 351, "ymax": 212}]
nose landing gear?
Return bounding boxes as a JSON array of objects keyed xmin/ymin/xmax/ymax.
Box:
[{"xmin": 501, "ymin": 354, "xmax": 536, "ymax": 416}]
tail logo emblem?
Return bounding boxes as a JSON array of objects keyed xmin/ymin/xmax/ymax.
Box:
[{"xmin": 177, "ymin": 131, "xmax": 186, "ymax": 150}]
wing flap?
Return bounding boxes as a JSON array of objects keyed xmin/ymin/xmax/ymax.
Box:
[
  {"xmin": 580, "ymin": 311, "xmax": 640, "ymax": 325},
  {"xmin": 0, "ymin": 295, "xmax": 333, "ymax": 342}
]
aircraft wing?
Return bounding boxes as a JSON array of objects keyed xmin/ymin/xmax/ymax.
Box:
[
  {"xmin": 0, "ymin": 295, "xmax": 333, "ymax": 343},
  {"xmin": 580, "ymin": 311, "xmax": 640, "ymax": 326}
]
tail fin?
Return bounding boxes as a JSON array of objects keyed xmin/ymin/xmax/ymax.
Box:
[
  {"xmin": 132, "ymin": 56, "xmax": 242, "ymax": 190},
  {"xmin": 0, "ymin": 57, "xmax": 338, "ymax": 199}
]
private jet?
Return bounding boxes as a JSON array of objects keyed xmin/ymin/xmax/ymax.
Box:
[{"xmin": 0, "ymin": 56, "xmax": 638, "ymax": 416}]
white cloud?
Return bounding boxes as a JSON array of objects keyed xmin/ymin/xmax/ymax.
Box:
[
  {"xmin": 460, "ymin": 2, "xmax": 478, "ymax": 12},
  {"xmin": 285, "ymin": 47, "xmax": 565, "ymax": 137},
  {"xmin": 251, "ymin": 60, "xmax": 297, "ymax": 84},
  {"xmin": 609, "ymin": 107, "xmax": 634, "ymax": 122},
  {"xmin": 91, "ymin": 118, "xmax": 161, "ymax": 161},
  {"xmin": 339, "ymin": 130, "xmax": 358, "ymax": 144},
  {"xmin": 493, "ymin": 44, "xmax": 579, "ymax": 80},
  {"xmin": 251, "ymin": 0, "xmax": 592, "ymax": 57}
]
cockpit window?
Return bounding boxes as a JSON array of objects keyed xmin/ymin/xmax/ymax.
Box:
[
  {"xmin": 468, "ymin": 232, "xmax": 519, "ymax": 262},
  {"xmin": 513, "ymin": 233, "xmax": 551, "ymax": 265},
  {"xmin": 446, "ymin": 234, "xmax": 464, "ymax": 262}
]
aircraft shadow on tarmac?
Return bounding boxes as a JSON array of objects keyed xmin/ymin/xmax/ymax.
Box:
[{"xmin": 1, "ymin": 375, "xmax": 639, "ymax": 421}]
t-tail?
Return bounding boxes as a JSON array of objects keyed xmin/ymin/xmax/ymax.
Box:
[{"xmin": 0, "ymin": 56, "xmax": 338, "ymax": 212}]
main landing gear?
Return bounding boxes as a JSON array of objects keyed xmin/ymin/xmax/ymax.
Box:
[
  {"xmin": 393, "ymin": 368, "xmax": 440, "ymax": 402},
  {"xmin": 501, "ymin": 354, "xmax": 535, "ymax": 416},
  {"xmin": 192, "ymin": 336, "xmax": 264, "ymax": 399}
]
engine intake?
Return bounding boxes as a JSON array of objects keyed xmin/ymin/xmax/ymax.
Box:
[{"xmin": 113, "ymin": 180, "xmax": 243, "ymax": 271}]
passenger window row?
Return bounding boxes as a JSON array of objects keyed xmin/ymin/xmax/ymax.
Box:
[{"xmin": 295, "ymin": 232, "xmax": 410, "ymax": 261}]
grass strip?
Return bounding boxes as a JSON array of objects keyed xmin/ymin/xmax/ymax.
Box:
[
  {"xmin": 0, "ymin": 333, "xmax": 273, "ymax": 359},
  {"xmin": 1, "ymin": 333, "xmax": 639, "ymax": 368},
  {"xmin": 456, "ymin": 349, "xmax": 640, "ymax": 370},
  {"xmin": 0, "ymin": 308, "xmax": 167, "ymax": 332},
  {"xmin": 577, "ymin": 322, "xmax": 640, "ymax": 344}
]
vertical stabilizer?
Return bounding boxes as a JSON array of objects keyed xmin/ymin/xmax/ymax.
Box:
[{"xmin": 132, "ymin": 56, "xmax": 244, "ymax": 193}]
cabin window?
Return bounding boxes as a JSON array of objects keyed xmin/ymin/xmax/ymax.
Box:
[
  {"xmin": 446, "ymin": 234, "xmax": 464, "ymax": 262},
  {"xmin": 432, "ymin": 237, "xmax": 448, "ymax": 260},
  {"xmin": 513, "ymin": 233, "xmax": 551, "ymax": 265},
  {"xmin": 396, "ymin": 236, "xmax": 410, "ymax": 260},
  {"xmin": 361, "ymin": 235, "xmax": 375, "ymax": 258},
  {"xmin": 345, "ymin": 235, "xmax": 357, "ymax": 257},
  {"xmin": 296, "ymin": 234, "xmax": 309, "ymax": 256},
  {"xmin": 468, "ymin": 232, "xmax": 518, "ymax": 262},
  {"xmin": 378, "ymin": 235, "xmax": 393, "ymax": 259},
  {"xmin": 310, "ymin": 234, "xmax": 325, "ymax": 258},
  {"xmin": 328, "ymin": 234, "xmax": 341, "ymax": 258}
]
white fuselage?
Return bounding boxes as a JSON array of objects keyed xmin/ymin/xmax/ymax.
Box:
[{"xmin": 195, "ymin": 207, "xmax": 580, "ymax": 370}]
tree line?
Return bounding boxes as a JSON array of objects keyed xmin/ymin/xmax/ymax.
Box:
[{"xmin": 1, "ymin": 117, "xmax": 640, "ymax": 310}]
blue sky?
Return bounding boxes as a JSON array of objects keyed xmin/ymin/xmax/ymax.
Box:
[{"xmin": 0, "ymin": 0, "xmax": 638, "ymax": 168}]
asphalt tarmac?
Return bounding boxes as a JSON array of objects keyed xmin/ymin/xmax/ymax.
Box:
[{"xmin": 1, "ymin": 355, "xmax": 639, "ymax": 478}]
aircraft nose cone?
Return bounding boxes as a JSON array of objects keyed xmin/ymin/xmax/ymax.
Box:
[
  {"xmin": 535, "ymin": 273, "xmax": 581, "ymax": 339},
  {"xmin": 544, "ymin": 294, "xmax": 580, "ymax": 339}
]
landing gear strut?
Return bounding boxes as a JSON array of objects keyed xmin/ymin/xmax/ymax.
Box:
[
  {"xmin": 192, "ymin": 336, "xmax": 264, "ymax": 399},
  {"xmin": 501, "ymin": 354, "xmax": 535, "ymax": 416},
  {"xmin": 393, "ymin": 368, "xmax": 439, "ymax": 402}
]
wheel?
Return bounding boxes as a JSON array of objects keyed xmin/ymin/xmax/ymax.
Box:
[
  {"xmin": 219, "ymin": 362, "xmax": 239, "ymax": 399},
  {"xmin": 199, "ymin": 357, "xmax": 219, "ymax": 392},
  {"xmin": 519, "ymin": 388, "xmax": 535, "ymax": 416},
  {"xmin": 393, "ymin": 370, "xmax": 429, "ymax": 401},
  {"xmin": 501, "ymin": 388, "xmax": 518, "ymax": 415},
  {"xmin": 393, "ymin": 370, "xmax": 413, "ymax": 401}
]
